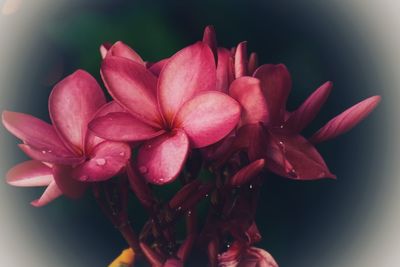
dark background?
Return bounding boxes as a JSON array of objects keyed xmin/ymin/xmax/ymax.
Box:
[{"xmin": 0, "ymin": 1, "xmax": 388, "ymax": 266}]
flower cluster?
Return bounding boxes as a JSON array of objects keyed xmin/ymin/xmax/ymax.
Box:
[{"xmin": 3, "ymin": 26, "xmax": 380, "ymax": 266}]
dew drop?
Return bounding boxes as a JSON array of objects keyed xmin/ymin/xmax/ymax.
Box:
[
  {"xmin": 41, "ymin": 150, "xmax": 47, "ymax": 154},
  {"xmin": 96, "ymin": 158, "xmax": 106, "ymax": 166},
  {"xmin": 205, "ymin": 194, "xmax": 209, "ymax": 198},
  {"xmin": 278, "ymin": 141, "xmax": 284, "ymax": 146},
  {"xmin": 47, "ymin": 150, "xmax": 52, "ymax": 153},
  {"xmin": 188, "ymin": 210, "xmax": 192, "ymax": 216},
  {"xmin": 147, "ymin": 144, "xmax": 152, "ymax": 149},
  {"xmin": 177, "ymin": 206, "xmax": 182, "ymax": 211},
  {"xmin": 249, "ymin": 184, "xmax": 253, "ymax": 189},
  {"xmin": 119, "ymin": 152, "xmax": 125, "ymax": 156},
  {"xmin": 280, "ymin": 125, "xmax": 284, "ymax": 129},
  {"xmin": 288, "ymin": 168, "xmax": 297, "ymax": 178},
  {"xmin": 139, "ymin": 166, "xmax": 148, "ymax": 174}
]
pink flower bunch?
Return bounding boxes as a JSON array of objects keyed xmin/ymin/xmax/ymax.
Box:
[{"xmin": 3, "ymin": 26, "xmax": 380, "ymax": 266}]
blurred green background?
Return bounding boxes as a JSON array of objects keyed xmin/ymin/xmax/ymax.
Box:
[{"xmin": 0, "ymin": 0, "xmax": 387, "ymax": 266}]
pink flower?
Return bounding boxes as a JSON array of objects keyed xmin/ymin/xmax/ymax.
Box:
[
  {"xmin": 90, "ymin": 42, "xmax": 241, "ymax": 184},
  {"xmin": 2, "ymin": 70, "xmax": 131, "ymax": 206},
  {"xmin": 218, "ymin": 242, "xmax": 278, "ymax": 267}
]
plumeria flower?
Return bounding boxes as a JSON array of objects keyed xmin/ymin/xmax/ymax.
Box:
[
  {"xmin": 218, "ymin": 242, "xmax": 278, "ymax": 267},
  {"xmin": 90, "ymin": 42, "xmax": 241, "ymax": 185},
  {"xmin": 202, "ymin": 26, "xmax": 381, "ymax": 180},
  {"xmin": 2, "ymin": 70, "xmax": 131, "ymax": 206}
]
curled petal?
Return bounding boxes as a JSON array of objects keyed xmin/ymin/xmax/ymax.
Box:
[
  {"xmin": 137, "ymin": 130, "xmax": 189, "ymax": 185},
  {"xmin": 181, "ymin": 183, "xmax": 213, "ymax": 212},
  {"xmin": 229, "ymin": 77, "xmax": 269, "ymax": 125},
  {"xmin": 169, "ymin": 180, "xmax": 202, "ymax": 209},
  {"xmin": 30, "ymin": 181, "xmax": 62, "ymax": 207},
  {"xmin": 216, "ymin": 48, "xmax": 234, "ymax": 93},
  {"xmin": 105, "ymin": 41, "xmax": 144, "ymax": 64},
  {"xmin": 253, "ymin": 64, "xmax": 292, "ymax": 125},
  {"xmin": 266, "ymin": 132, "xmax": 335, "ymax": 180},
  {"xmin": 6, "ymin": 160, "xmax": 52, "ymax": 187},
  {"xmin": 245, "ymin": 222, "xmax": 262, "ymax": 245},
  {"xmin": 89, "ymin": 112, "xmax": 164, "ymax": 141},
  {"xmin": 234, "ymin": 41, "xmax": 248, "ymax": 78},
  {"xmin": 100, "ymin": 42, "xmax": 112, "ymax": 59},
  {"xmin": 202, "ymin": 25, "xmax": 218, "ymax": 62},
  {"xmin": 174, "ymin": 91, "xmax": 241, "ymax": 148},
  {"xmin": 244, "ymin": 247, "xmax": 278, "ymax": 267},
  {"xmin": 53, "ymin": 165, "xmax": 87, "ymax": 198},
  {"xmin": 49, "ymin": 70, "xmax": 106, "ymax": 153},
  {"xmin": 248, "ymin": 52, "xmax": 258, "ymax": 75},
  {"xmin": 18, "ymin": 144, "xmax": 84, "ymax": 165},
  {"xmin": 2, "ymin": 111, "xmax": 74, "ymax": 155},
  {"xmin": 73, "ymin": 141, "xmax": 131, "ymax": 182},
  {"xmin": 101, "ymin": 56, "xmax": 161, "ymax": 126},
  {"xmin": 310, "ymin": 95, "xmax": 381, "ymax": 143},
  {"xmin": 127, "ymin": 163, "xmax": 156, "ymax": 209},
  {"xmin": 140, "ymin": 242, "xmax": 164, "ymax": 267},
  {"xmin": 285, "ymin": 81, "xmax": 333, "ymax": 133},
  {"xmin": 228, "ymin": 159, "xmax": 265, "ymax": 187},
  {"xmin": 158, "ymin": 42, "xmax": 216, "ymax": 123}
]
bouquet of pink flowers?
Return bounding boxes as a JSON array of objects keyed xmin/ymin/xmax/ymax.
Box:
[{"xmin": 2, "ymin": 26, "xmax": 380, "ymax": 266}]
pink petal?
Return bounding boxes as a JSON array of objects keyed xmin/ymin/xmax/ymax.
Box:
[
  {"xmin": 158, "ymin": 42, "xmax": 216, "ymax": 123},
  {"xmin": 216, "ymin": 48, "xmax": 234, "ymax": 93},
  {"xmin": 244, "ymin": 247, "xmax": 278, "ymax": 267},
  {"xmin": 248, "ymin": 52, "xmax": 258, "ymax": 75},
  {"xmin": 228, "ymin": 159, "xmax": 265, "ymax": 187},
  {"xmin": 101, "ymin": 56, "xmax": 162, "ymax": 127},
  {"xmin": 85, "ymin": 101, "xmax": 126, "ymax": 153},
  {"xmin": 234, "ymin": 41, "xmax": 248, "ymax": 78},
  {"xmin": 266, "ymin": 132, "xmax": 335, "ymax": 180},
  {"xmin": 174, "ymin": 91, "xmax": 241, "ymax": 148},
  {"xmin": 126, "ymin": 163, "xmax": 156, "ymax": 209},
  {"xmin": 105, "ymin": 41, "xmax": 144, "ymax": 64},
  {"xmin": 2, "ymin": 111, "xmax": 74, "ymax": 155},
  {"xmin": 285, "ymin": 81, "xmax": 333, "ymax": 133},
  {"xmin": 229, "ymin": 77, "xmax": 269, "ymax": 125},
  {"xmin": 310, "ymin": 95, "xmax": 381, "ymax": 143},
  {"xmin": 137, "ymin": 130, "xmax": 189, "ymax": 185},
  {"xmin": 202, "ymin": 25, "xmax": 218, "ymax": 62},
  {"xmin": 100, "ymin": 42, "xmax": 112, "ymax": 59},
  {"xmin": 163, "ymin": 259, "xmax": 183, "ymax": 267},
  {"xmin": 30, "ymin": 181, "xmax": 62, "ymax": 207},
  {"xmin": 89, "ymin": 112, "xmax": 164, "ymax": 141},
  {"xmin": 73, "ymin": 141, "xmax": 131, "ymax": 182},
  {"xmin": 18, "ymin": 144, "xmax": 84, "ymax": 165},
  {"xmin": 6, "ymin": 160, "xmax": 52, "ymax": 187},
  {"xmin": 169, "ymin": 180, "xmax": 202, "ymax": 209},
  {"xmin": 140, "ymin": 242, "xmax": 164, "ymax": 267},
  {"xmin": 253, "ymin": 64, "xmax": 292, "ymax": 125},
  {"xmin": 148, "ymin": 58, "xmax": 169, "ymax": 76},
  {"xmin": 49, "ymin": 70, "xmax": 106, "ymax": 153},
  {"xmin": 53, "ymin": 165, "xmax": 87, "ymax": 198}
]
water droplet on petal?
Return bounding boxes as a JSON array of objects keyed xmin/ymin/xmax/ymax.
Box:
[
  {"xmin": 280, "ymin": 125, "xmax": 284, "ymax": 129},
  {"xmin": 41, "ymin": 150, "xmax": 47, "ymax": 154},
  {"xmin": 176, "ymin": 206, "xmax": 182, "ymax": 212},
  {"xmin": 249, "ymin": 184, "xmax": 253, "ymax": 189},
  {"xmin": 47, "ymin": 150, "xmax": 52, "ymax": 153},
  {"xmin": 147, "ymin": 144, "xmax": 152, "ymax": 149},
  {"xmin": 288, "ymin": 168, "xmax": 297, "ymax": 178},
  {"xmin": 119, "ymin": 152, "xmax": 125, "ymax": 156},
  {"xmin": 205, "ymin": 194, "xmax": 209, "ymax": 198},
  {"xmin": 96, "ymin": 158, "xmax": 106, "ymax": 166},
  {"xmin": 188, "ymin": 210, "xmax": 192, "ymax": 216},
  {"xmin": 139, "ymin": 166, "xmax": 148, "ymax": 174}
]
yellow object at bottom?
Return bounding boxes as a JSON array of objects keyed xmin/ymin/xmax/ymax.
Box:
[{"xmin": 108, "ymin": 248, "xmax": 135, "ymax": 267}]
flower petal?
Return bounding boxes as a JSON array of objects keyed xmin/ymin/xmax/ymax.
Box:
[
  {"xmin": 101, "ymin": 56, "xmax": 161, "ymax": 126},
  {"xmin": 30, "ymin": 180, "xmax": 62, "ymax": 207},
  {"xmin": 6, "ymin": 160, "xmax": 53, "ymax": 187},
  {"xmin": 248, "ymin": 52, "xmax": 258, "ymax": 75},
  {"xmin": 148, "ymin": 58, "xmax": 169, "ymax": 76},
  {"xmin": 266, "ymin": 132, "xmax": 335, "ymax": 180},
  {"xmin": 202, "ymin": 25, "xmax": 218, "ymax": 62},
  {"xmin": 105, "ymin": 41, "xmax": 144, "ymax": 64},
  {"xmin": 53, "ymin": 165, "xmax": 87, "ymax": 198},
  {"xmin": 49, "ymin": 70, "xmax": 106, "ymax": 153},
  {"xmin": 85, "ymin": 101, "xmax": 126, "ymax": 153},
  {"xmin": 174, "ymin": 91, "xmax": 241, "ymax": 148},
  {"xmin": 244, "ymin": 247, "xmax": 278, "ymax": 267},
  {"xmin": 253, "ymin": 64, "xmax": 292, "ymax": 125},
  {"xmin": 164, "ymin": 259, "xmax": 184, "ymax": 267},
  {"xmin": 73, "ymin": 141, "xmax": 131, "ymax": 182},
  {"xmin": 285, "ymin": 81, "xmax": 333, "ymax": 133},
  {"xmin": 18, "ymin": 144, "xmax": 84, "ymax": 165},
  {"xmin": 100, "ymin": 42, "xmax": 112, "ymax": 59},
  {"xmin": 310, "ymin": 95, "xmax": 381, "ymax": 143},
  {"xmin": 137, "ymin": 130, "xmax": 189, "ymax": 185},
  {"xmin": 2, "ymin": 111, "xmax": 74, "ymax": 155},
  {"xmin": 216, "ymin": 48, "xmax": 234, "ymax": 93},
  {"xmin": 158, "ymin": 42, "xmax": 216, "ymax": 123},
  {"xmin": 89, "ymin": 112, "xmax": 164, "ymax": 141},
  {"xmin": 229, "ymin": 77, "xmax": 269, "ymax": 125},
  {"xmin": 234, "ymin": 41, "xmax": 248, "ymax": 78},
  {"xmin": 228, "ymin": 159, "xmax": 265, "ymax": 187}
]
